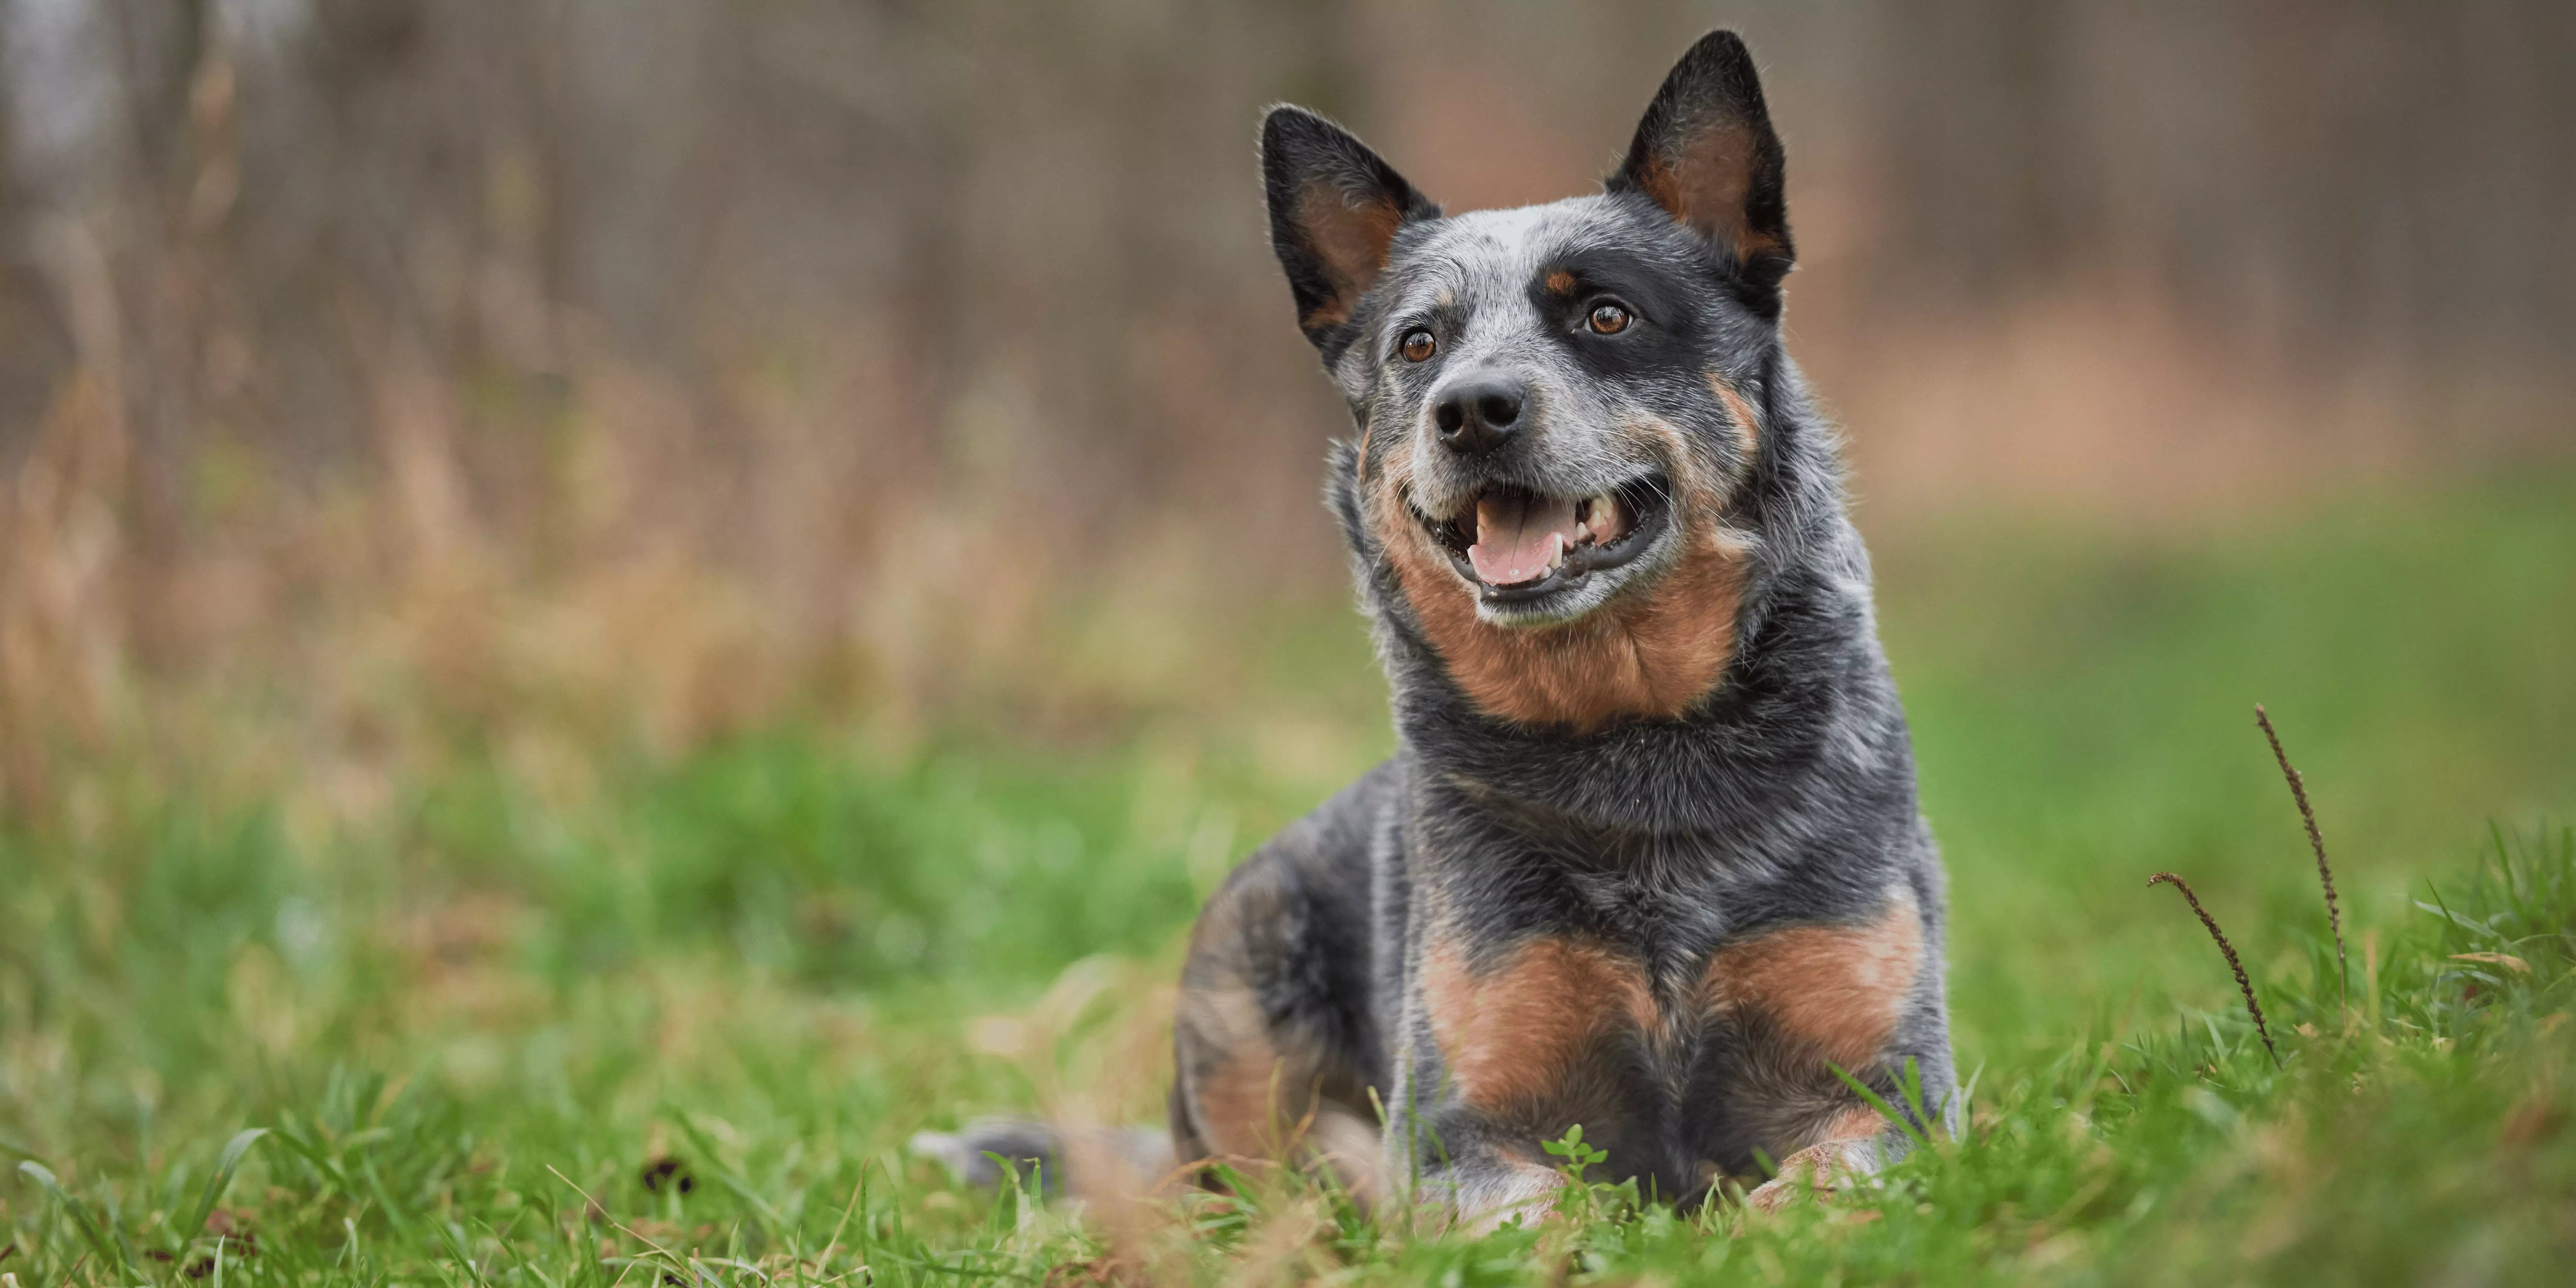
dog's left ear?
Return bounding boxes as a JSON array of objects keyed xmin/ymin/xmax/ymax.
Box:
[{"xmin": 1608, "ymin": 31, "xmax": 1793, "ymax": 312}]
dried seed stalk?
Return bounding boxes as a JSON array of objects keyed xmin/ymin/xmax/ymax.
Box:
[
  {"xmin": 2148, "ymin": 872, "xmax": 2280, "ymax": 1067},
  {"xmin": 2256, "ymin": 703, "xmax": 2346, "ymax": 1023}
]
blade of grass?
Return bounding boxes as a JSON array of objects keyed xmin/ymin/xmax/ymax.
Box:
[
  {"xmin": 176, "ymin": 1130, "xmax": 268, "ymax": 1247},
  {"xmin": 434, "ymin": 1219, "xmax": 495, "ymax": 1288},
  {"xmin": 16, "ymin": 1163, "xmax": 128, "ymax": 1280},
  {"xmin": 1827, "ymin": 1065, "xmax": 1932, "ymax": 1152}
]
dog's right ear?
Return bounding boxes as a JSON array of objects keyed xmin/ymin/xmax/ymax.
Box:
[{"xmin": 1262, "ymin": 106, "xmax": 1439, "ymax": 354}]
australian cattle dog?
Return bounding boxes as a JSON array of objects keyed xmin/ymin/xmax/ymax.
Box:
[{"xmin": 920, "ymin": 29, "xmax": 1956, "ymax": 1225}]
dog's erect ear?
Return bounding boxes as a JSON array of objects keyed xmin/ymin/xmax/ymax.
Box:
[
  {"xmin": 1608, "ymin": 31, "xmax": 1793, "ymax": 306},
  {"xmin": 1262, "ymin": 105, "xmax": 1439, "ymax": 352}
]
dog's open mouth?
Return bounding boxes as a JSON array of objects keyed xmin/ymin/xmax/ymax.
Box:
[{"xmin": 1412, "ymin": 476, "xmax": 1671, "ymax": 603}]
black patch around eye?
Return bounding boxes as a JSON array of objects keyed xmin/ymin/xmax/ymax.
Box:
[
  {"xmin": 1536, "ymin": 247, "xmax": 1708, "ymax": 337},
  {"xmin": 1526, "ymin": 254, "xmax": 1715, "ymax": 384}
]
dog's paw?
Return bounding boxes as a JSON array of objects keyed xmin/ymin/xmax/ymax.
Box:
[
  {"xmin": 1743, "ymin": 1138, "xmax": 1875, "ymax": 1214},
  {"xmin": 1742, "ymin": 1172, "xmax": 1813, "ymax": 1214}
]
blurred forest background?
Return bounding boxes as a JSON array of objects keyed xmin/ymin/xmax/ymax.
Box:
[{"xmin": 3, "ymin": 0, "xmax": 2571, "ymax": 825}]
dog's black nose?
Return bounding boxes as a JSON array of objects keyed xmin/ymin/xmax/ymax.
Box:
[{"xmin": 1433, "ymin": 376, "xmax": 1526, "ymax": 455}]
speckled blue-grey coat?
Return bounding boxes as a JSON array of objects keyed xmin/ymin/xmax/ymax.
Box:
[{"xmin": 945, "ymin": 31, "xmax": 1955, "ymax": 1224}]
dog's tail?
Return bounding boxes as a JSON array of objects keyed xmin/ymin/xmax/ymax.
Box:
[{"xmin": 908, "ymin": 1118, "xmax": 1177, "ymax": 1199}]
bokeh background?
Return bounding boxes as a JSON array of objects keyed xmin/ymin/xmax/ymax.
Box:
[{"xmin": 1, "ymin": 0, "xmax": 2573, "ymax": 1192}]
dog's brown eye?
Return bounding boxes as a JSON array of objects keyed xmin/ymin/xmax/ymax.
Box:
[
  {"xmin": 1588, "ymin": 304, "xmax": 1631, "ymax": 335},
  {"xmin": 1399, "ymin": 329, "xmax": 1437, "ymax": 363}
]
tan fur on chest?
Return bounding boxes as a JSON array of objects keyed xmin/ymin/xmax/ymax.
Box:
[
  {"xmin": 1702, "ymin": 897, "xmax": 1925, "ymax": 1070},
  {"xmin": 1422, "ymin": 898, "xmax": 1925, "ymax": 1114},
  {"xmin": 1423, "ymin": 937, "xmax": 1657, "ymax": 1112}
]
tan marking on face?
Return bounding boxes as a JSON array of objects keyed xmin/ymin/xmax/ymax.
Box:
[
  {"xmin": 1370, "ymin": 423, "xmax": 1747, "ymax": 732},
  {"xmin": 1707, "ymin": 373, "xmax": 1760, "ymax": 461},
  {"xmin": 1298, "ymin": 185, "xmax": 1404, "ymax": 329},
  {"xmin": 1423, "ymin": 937, "xmax": 1657, "ymax": 1111},
  {"xmin": 1544, "ymin": 269, "xmax": 1576, "ymax": 294},
  {"xmin": 1703, "ymin": 896, "xmax": 1925, "ymax": 1071}
]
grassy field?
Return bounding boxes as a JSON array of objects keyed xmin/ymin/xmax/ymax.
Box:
[{"xmin": 4, "ymin": 468, "xmax": 2574, "ymax": 1285}]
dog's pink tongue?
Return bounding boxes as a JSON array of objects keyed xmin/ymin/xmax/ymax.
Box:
[{"xmin": 1468, "ymin": 492, "xmax": 1582, "ymax": 585}]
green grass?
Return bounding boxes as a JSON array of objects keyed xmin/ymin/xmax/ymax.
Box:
[{"xmin": 3, "ymin": 469, "xmax": 2574, "ymax": 1285}]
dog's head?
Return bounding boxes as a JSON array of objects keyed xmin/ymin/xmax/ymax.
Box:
[{"xmin": 1264, "ymin": 32, "xmax": 1794, "ymax": 732}]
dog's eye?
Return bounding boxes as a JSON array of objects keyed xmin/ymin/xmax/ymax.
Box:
[
  {"xmin": 1588, "ymin": 304, "xmax": 1631, "ymax": 335},
  {"xmin": 1399, "ymin": 329, "xmax": 1437, "ymax": 363}
]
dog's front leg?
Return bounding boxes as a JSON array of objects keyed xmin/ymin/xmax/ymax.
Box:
[
  {"xmin": 1397, "ymin": 930, "xmax": 1664, "ymax": 1230},
  {"xmin": 1449, "ymin": 1156, "xmax": 1567, "ymax": 1232},
  {"xmin": 1737, "ymin": 1055, "xmax": 1951, "ymax": 1213}
]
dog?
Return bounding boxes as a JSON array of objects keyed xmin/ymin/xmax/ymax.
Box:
[{"xmin": 917, "ymin": 29, "xmax": 1955, "ymax": 1226}]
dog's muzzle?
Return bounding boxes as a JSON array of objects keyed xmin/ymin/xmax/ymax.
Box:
[{"xmin": 1409, "ymin": 474, "xmax": 1672, "ymax": 604}]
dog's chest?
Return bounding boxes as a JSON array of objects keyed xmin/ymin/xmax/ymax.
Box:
[{"xmin": 1419, "ymin": 881, "xmax": 1923, "ymax": 1126}]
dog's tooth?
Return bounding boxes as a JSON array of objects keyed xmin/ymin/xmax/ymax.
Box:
[
  {"xmin": 1586, "ymin": 493, "xmax": 1621, "ymax": 543},
  {"xmin": 1546, "ymin": 534, "xmax": 1566, "ymax": 572}
]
